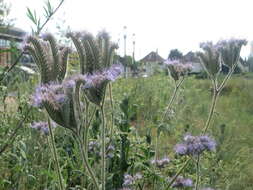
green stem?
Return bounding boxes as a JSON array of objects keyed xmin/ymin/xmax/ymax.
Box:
[
  {"xmin": 47, "ymin": 118, "xmax": 64, "ymax": 190},
  {"xmin": 162, "ymin": 77, "xmax": 184, "ymax": 122},
  {"xmin": 194, "ymin": 156, "xmax": 200, "ymax": 190},
  {"xmin": 166, "ymin": 158, "xmax": 191, "ymax": 189},
  {"xmin": 202, "ymin": 87, "xmax": 219, "ymax": 134},
  {"xmin": 218, "ymin": 66, "xmax": 235, "ymax": 92},
  {"xmin": 108, "ymin": 83, "xmax": 114, "ymax": 140},
  {"xmin": 84, "ymin": 107, "xmax": 97, "ymax": 155},
  {"xmin": 77, "ymin": 135, "xmax": 100, "ymax": 190},
  {"xmin": 100, "ymin": 105, "xmax": 106, "ymax": 190},
  {"xmin": 155, "ymin": 134, "xmax": 159, "ymax": 160}
]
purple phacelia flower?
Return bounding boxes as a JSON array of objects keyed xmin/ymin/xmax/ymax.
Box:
[
  {"xmin": 174, "ymin": 134, "xmax": 216, "ymax": 156},
  {"xmin": 123, "ymin": 173, "xmax": 142, "ymax": 187},
  {"xmin": 83, "ymin": 64, "xmax": 123, "ymax": 89},
  {"xmin": 31, "ymin": 83, "xmax": 67, "ymax": 110},
  {"xmin": 151, "ymin": 157, "xmax": 170, "ymax": 168},
  {"xmin": 63, "ymin": 79, "xmax": 76, "ymax": 89},
  {"xmin": 169, "ymin": 176, "xmax": 193, "ymax": 188},
  {"xmin": 164, "ymin": 59, "xmax": 192, "ymax": 81},
  {"xmin": 123, "ymin": 174, "xmax": 134, "ymax": 187},
  {"xmin": 106, "ymin": 144, "xmax": 115, "ymax": 158},
  {"xmin": 30, "ymin": 121, "xmax": 56, "ymax": 135},
  {"xmin": 174, "ymin": 144, "xmax": 188, "ymax": 155}
]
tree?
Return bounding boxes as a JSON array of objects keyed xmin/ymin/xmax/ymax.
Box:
[
  {"xmin": 168, "ymin": 49, "xmax": 183, "ymax": 60},
  {"xmin": 0, "ymin": 0, "xmax": 13, "ymax": 27}
]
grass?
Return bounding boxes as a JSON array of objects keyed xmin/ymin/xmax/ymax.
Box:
[{"xmin": 1, "ymin": 72, "xmax": 253, "ymax": 189}]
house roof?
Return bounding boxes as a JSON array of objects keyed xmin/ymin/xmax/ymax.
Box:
[
  {"xmin": 183, "ymin": 51, "xmax": 200, "ymax": 63},
  {"xmin": 0, "ymin": 26, "xmax": 26, "ymax": 42},
  {"xmin": 139, "ymin": 51, "xmax": 165, "ymax": 63}
]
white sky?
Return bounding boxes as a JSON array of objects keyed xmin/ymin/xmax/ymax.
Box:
[{"xmin": 8, "ymin": 0, "xmax": 253, "ymax": 60}]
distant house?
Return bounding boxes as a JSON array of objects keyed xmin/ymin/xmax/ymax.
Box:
[
  {"xmin": 139, "ymin": 51, "xmax": 165, "ymax": 75},
  {"xmin": 0, "ymin": 26, "xmax": 26, "ymax": 66},
  {"xmin": 183, "ymin": 51, "xmax": 204, "ymax": 73}
]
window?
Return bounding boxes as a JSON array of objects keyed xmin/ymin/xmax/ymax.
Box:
[{"xmin": 0, "ymin": 39, "xmax": 10, "ymax": 48}]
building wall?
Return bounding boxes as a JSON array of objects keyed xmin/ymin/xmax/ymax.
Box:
[{"xmin": 0, "ymin": 38, "xmax": 12, "ymax": 66}]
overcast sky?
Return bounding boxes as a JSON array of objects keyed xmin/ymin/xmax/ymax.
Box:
[{"xmin": 8, "ymin": 0, "xmax": 253, "ymax": 60}]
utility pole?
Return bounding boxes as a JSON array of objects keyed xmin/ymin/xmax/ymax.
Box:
[
  {"xmin": 123, "ymin": 26, "xmax": 127, "ymax": 78},
  {"xmin": 132, "ymin": 33, "xmax": 135, "ymax": 65}
]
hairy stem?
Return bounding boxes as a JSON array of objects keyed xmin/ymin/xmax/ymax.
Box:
[
  {"xmin": 77, "ymin": 135, "xmax": 100, "ymax": 190},
  {"xmin": 47, "ymin": 118, "xmax": 64, "ymax": 190},
  {"xmin": 84, "ymin": 106, "xmax": 97, "ymax": 155},
  {"xmin": 162, "ymin": 77, "xmax": 184, "ymax": 122},
  {"xmin": 101, "ymin": 105, "xmax": 106, "ymax": 190},
  {"xmin": 194, "ymin": 155, "xmax": 200, "ymax": 190},
  {"xmin": 166, "ymin": 158, "xmax": 191, "ymax": 189},
  {"xmin": 108, "ymin": 83, "xmax": 114, "ymax": 140},
  {"xmin": 203, "ymin": 86, "xmax": 219, "ymax": 134}
]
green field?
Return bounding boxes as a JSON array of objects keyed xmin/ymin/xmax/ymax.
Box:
[{"xmin": 1, "ymin": 73, "xmax": 253, "ymax": 189}]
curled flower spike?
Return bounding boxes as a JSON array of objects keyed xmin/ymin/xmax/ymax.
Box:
[
  {"xmin": 31, "ymin": 81, "xmax": 79, "ymax": 130},
  {"xmin": 216, "ymin": 38, "xmax": 247, "ymax": 68},
  {"xmin": 83, "ymin": 64, "xmax": 123, "ymax": 105},
  {"xmin": 151, "ymin": 157, "xmax": 170, "ymax": 168},
  {"xmin": 22, "ymin": 34, "xmax": 71, "ymax": 84},
  {"xmin": 83, "ymin": 64, "xmax": 123, "ymax": 89},
  {"xmin": 174, "ymin": 134, "xmax": 216, "ymax": 156},
  {"xmin": 67, "ymin": 31, "xmax": 119, "ymax": 105},
  {"xmin": 169, "ymin": 176, "xmax": 193, "ymax": 188},
  {"xmin": 30, "ymin": 121, "xmax": 56, "ymax": 135},
  {"xmin": 198, "ymin": 42, "xmax": 221, "ymax": 78},
  {"xmin": 164, "ymin": 59, "xmax": 192, "ymax": 81}
]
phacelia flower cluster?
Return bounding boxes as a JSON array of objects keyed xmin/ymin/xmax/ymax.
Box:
[
  {"xmin": 151, "ymin": 157, "xmax": 170, "ymax": 168},
  {"xmin": 30, "ymin": 121, "xmax": 56, "ymax": 135},
  {"xmin": 216, "ymin": 38, "xmax": 247, "ymax": 68},
  {"xmin": 123, "ymin": 173, "xmax": 142, "ymax": 188},
  {"xmin": 31, "ymin": 83, "xmax": 66, "ymax": 110},
  {"xmin": 164, "ymin": 59, "xmax": 193, "ymax": 81},
  {"xmin": 174, "ymin": 134, "xmax": 216, "ymax": 156},
  {"xmin": 83, "ymin": 64, "xmax": 123, "ymax": 89},
  {"xmin": 169, "ymin": 176, "xmax": 193, "ymax": 188},
  {"xmin": 88, "ymin": 140, "xmax": 115, "ymax": 159}
]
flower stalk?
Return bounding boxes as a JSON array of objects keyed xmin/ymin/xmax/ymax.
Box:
[{"xmin": 47, "ymin": 117, "xmax": 65, "ymax": 190}]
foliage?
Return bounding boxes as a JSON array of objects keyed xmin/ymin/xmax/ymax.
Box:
[
  {"xmin": 168, "ymin": 49, "xmax": 183, "ymax": 60},
  {"xmin": 0, "ymin": 0, "xmax": 14, "ymax": 26}
]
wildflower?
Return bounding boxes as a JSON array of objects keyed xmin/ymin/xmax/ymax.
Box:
[
  {"xmin": 151, "ymin": 157, "xmax": 170, "ymax": 168},
  {"xmin": 164, "ymin": 59, "xmax": 192, "ymax": 81},
  {"xmin": 169, "ymin": 176, "xmax": 193, "ymax": 188},
  {"xmin": 198, "ymin": 42, "xmax": 221, "ymax": 77},
  {"xmin": 83, "ymin": 64, "xmax": 123, "ymax": 89},
  {"xmin": 88, "ymin": 140, "xmax": 100, "ymax": 153},
  {"xmin": 174, "ymin": 134, "xmax": 216, "ymax": 156},
  {"xmin": 216, "ymin": 38, "xmax": 247, "ymax": 68},
  {"xmin": 123, "ymin": 174, "xmax": 135, "ymax": 187},
  {"xmin": 62, "ymin": 79, "xmax": 76, "ymax": 89},
  {"xmin": 31, "ymin": 83, "xmax": 67, "ymax": 110},
  {"xmin": 106, "ymin": 144, "xmax": 115, "ymax": 158},
  {"xmin": 122, "ymin": 173, "xmax": 142, "ymax": 187},
  {"xmin": 30, "ymin": 121, "xmax": 56, "ymax": 135},
  {"xmin": 174, "ymin": 143, "xmax": 188, "ymax": 155}
]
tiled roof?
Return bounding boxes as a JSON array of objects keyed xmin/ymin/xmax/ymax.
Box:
[
  {"xmin": 0, "ymin": 26, "xmax": 26, "ymax": 42},
  {"xmin": 139, "ymin": 51, "xmax": 165, "ymax": 63}
]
